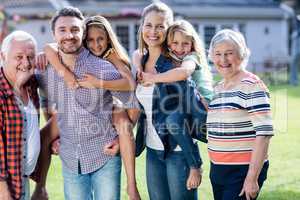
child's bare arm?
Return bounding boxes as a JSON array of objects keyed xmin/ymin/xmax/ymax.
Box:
[
  {"xmin": 44, "ymin": 43, "xmax": 78, "ymax": 89},
  {"xmin": 132, "ymin": 50, "xmax": 143, "ymax": 82},
  {"xmin": 142, "ymin": 59, "xmax": 196, "ymax": 85},
  {"xmin": 131, "ymin": 50, "xmax": 143, "ymax": 72},
  {"xmin": 36, "ymin": 52, "xmax": 48, "ymax": 70},
  {"xmin": 78, "ymin": 51, "xmax": 136, "ymax": 91},
  {"xmin": 104, "ymin": 51, "xmax": 136, "ymax": 91}
]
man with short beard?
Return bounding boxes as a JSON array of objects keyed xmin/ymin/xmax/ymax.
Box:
[
  {"xmin": 0, "ymin": 31, "xmax": 40, "ymax": 200},
  {"xmin": 34, "ymin": 7, "xmax": 132, "ymax": 200}
]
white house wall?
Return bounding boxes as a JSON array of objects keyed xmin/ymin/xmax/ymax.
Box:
[
  {"xmin": 186, "ymin": 18, "xmax": 289, "ymax": 72},
  {"xmin": 11, "ymin": 18, "xmax": 289, "ymax": 73},
  {"xmin": 246, "ymin": 19, "xmax": 289, "ymax": 71},
  {"xmin": 14, "ymin": 20, "xmax": 54, "ymax": 51}
]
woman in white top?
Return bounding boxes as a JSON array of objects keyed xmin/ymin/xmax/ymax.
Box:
[{"xmin": 133, "ymin": 2, "xmax": 201, "ymax": 200}]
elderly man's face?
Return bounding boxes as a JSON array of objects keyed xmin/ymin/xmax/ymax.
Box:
[
  {"xmin": 53, "ymin": 16, "xmax": 84, "ymax": 54},
  {"xmin": 2, "ymin": 39, "xmax": 35, "ymax": 85}
]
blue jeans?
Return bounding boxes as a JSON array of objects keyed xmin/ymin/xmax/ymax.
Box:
[
  {"xmin": 20, "ymin": 178, "xmax": 30, "ymax": 200},
  {"xmin": 146, "ymin": 147, "xmax": 198, "ymax": 200},
  {"xmin": 165, "ymin": 82, "xmax": 207, "ymax": 168},
  {"xmin": 62, "ymin": 156, "xmax": 121, "ymax": 200},
  {"xmin": 166, "ymin": 112, "xmax": 202, "ymax": 169}
]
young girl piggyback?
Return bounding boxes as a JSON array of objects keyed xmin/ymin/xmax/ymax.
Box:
[
  {"xmin": 33, "ymin": 15, "xmax": 141, "ymax": 200},
  {"xmin": 139, "ymin": 19, "xmax": 214, "ymax": 190}
]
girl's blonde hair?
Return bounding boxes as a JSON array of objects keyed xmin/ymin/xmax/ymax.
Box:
[
  {"xmin": 84, "ymin": 15, "xmax": 130, "ymax": 67},
  {"xmin": 137, "ymin": 2, "xmax": 174, "ymax": 54},
  {"xmin": 166, "ymin": 19, "xmax": 209, "ymax": 70}
]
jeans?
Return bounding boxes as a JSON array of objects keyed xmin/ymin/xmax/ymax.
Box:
[
  {"xmin": 20, "ymin": 178, "xmax": 30, "ymax": 200},
  {"xmin": 178, "ymin": 81, "xmax": 208, "ymax": 143},
  {"xmin": 146, "ymin": 147, "xmax": 198, "ymax": 200},
  {"xmin": 166, "ymin": 112, "xmax": 202, "ymax": 169},
  {"xmin": 165, "ymin": 82, "xmax": 207, "ymax": 168},
  {"xmin": 62, "ymin": 156, "xmax": 121, "ymax": 200}
]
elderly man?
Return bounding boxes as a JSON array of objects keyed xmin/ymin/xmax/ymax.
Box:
[
  {"xmin": 35, "ymin": 7, "xmax": 139, "ymax": 200},
  {"xmin": 0, "ymin": 31, "xmax": 40, "ymax": 200}
]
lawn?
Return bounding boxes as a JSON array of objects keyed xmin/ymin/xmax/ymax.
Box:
[{"xmin": 31, "ymin": 84, "xmax": 300, "ymax": 200}]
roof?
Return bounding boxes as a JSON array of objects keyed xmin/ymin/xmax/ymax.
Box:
[
  {"xmin": 70, "ymin": 0, "xmax": 285, "ymax": 20},
  {"xmin": 0, "ymin": 0, "xmax": 280, "ymax": 8},
  {"xmin": 0, "ymin": 0, "xmax": 71, "ymax": 17},
  {"xmin": 0, "ymin": 0, "xmax": 286, "ymax": 20},
  {"xmin": 164, "ymin": 0, "xmax": 280, "ymax": 7},
  {"xmin": 0, "ymin": 0, "xmax": 51, "ymax": 7},
  {"xmin": 70, "ymin": 0, "xmax": 280, "ymax": 7}
]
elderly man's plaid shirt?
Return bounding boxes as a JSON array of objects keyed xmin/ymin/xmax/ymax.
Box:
[{"xmin": 0, "ymin": 68, "xmax": 39, "ymax": 200}]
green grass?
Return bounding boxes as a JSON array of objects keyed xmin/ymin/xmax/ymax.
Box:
[{"xmin": 31, "ymin": 84, "xmax": 300, "ymax": 200}]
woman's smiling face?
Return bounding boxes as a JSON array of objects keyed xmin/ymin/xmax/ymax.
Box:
[
  {"xmin": 212, "ymin": 41, "xmax": 243, "ymax": 80},
  {"xmin": 142, "ymin": 11, "xmax": 169, "ymax": 48}
]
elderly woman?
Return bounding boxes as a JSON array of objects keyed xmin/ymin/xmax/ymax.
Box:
[{"xmin": 207, "ymin": 29, "xmax": 273, "ymax": 200}]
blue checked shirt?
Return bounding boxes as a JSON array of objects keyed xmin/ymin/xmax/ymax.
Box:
[{"xmin": 37, "ymin": 47, "xmax": 135, "ymax": 174}]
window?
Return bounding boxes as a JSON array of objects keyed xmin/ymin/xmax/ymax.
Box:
[
  {"xmin": 116, "ymin": 25, "xmax": 129, "ymax": 52},
  {"xmin": 204, "ymin": 26, "xmax": 216, "ymax": 48},
  {"xmin": 135, "ymin": 24, "xmax": 140, "ymax": 49},
  {"xmin": 192, "ymin": 23, "xmax": 199, "ymax": 33},
  {"xmin": 238, "ymin": 23, "xmax": 246, "ymax": 40},
  {"xmin": 40, "ymin": 25, "xmax": 46, "ymax": 34},
  {"xmin": 238, "ymin": 24, "xmax": 246, "ymax": 34},
  {"xmin": 221, "ymin": 24, "xmax": 233, "ymax": 30}
]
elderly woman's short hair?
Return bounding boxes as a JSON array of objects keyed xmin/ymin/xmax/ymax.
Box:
[
  {"xmin": 1, "ymin": 30, "xmax": 37, "ymax": 55},
  {"xmin": 208, "ymin": 29, "xmax": 251, "ymax": 68}
]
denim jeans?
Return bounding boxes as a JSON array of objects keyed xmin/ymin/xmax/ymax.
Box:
[
  {"xmin": 20, "ymin": 178, "xmax": 30, "ymax": 200},
  {"xmin": 166, "ymin": 112, "xmax": 202, "ymax": 169},
  {"xmin": 173, "ymin": 81, "xmax": 208, "ymax": 142},
  {"xmin": 165, "ymin": 81, "xmax": 207, "ymax": 168},
  {"xmin": 62, "ymin": 156, "xmax": 121, "ymax": 200},
  {"xmin": 146, "ymin": 147, "xmax": 198, "ymax": 200}
]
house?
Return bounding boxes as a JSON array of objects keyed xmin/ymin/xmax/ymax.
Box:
[
  {"xmin": 0, "ymin": 0, "xmax": 292, "ymax": 72},
  {"xmin": 0, "ymin": 0, "xmax": 58, "ymax": 50}
]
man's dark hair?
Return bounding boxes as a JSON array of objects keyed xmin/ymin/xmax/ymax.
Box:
[{"xmin": 51, "ymin": 6, "xmax": 84, "ymax": 33}]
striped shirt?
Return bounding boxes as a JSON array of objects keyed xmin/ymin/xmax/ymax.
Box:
[{"xmin": 207, "ymin": 72, "xmax": 273, "ymax": 165}]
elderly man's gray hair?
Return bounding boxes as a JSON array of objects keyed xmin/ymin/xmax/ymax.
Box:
[
  {"xmin": 1, "ymin": 30, "xmax": 37, "ymax": 55},
  {"xmin": 208, "ymin": 29, "xmax": 251, "ymax": 69}
]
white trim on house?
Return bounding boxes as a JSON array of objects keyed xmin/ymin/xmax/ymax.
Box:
[{"xmin": 174, "ymin": 6, "xmax": 286, "ymax": 19}]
